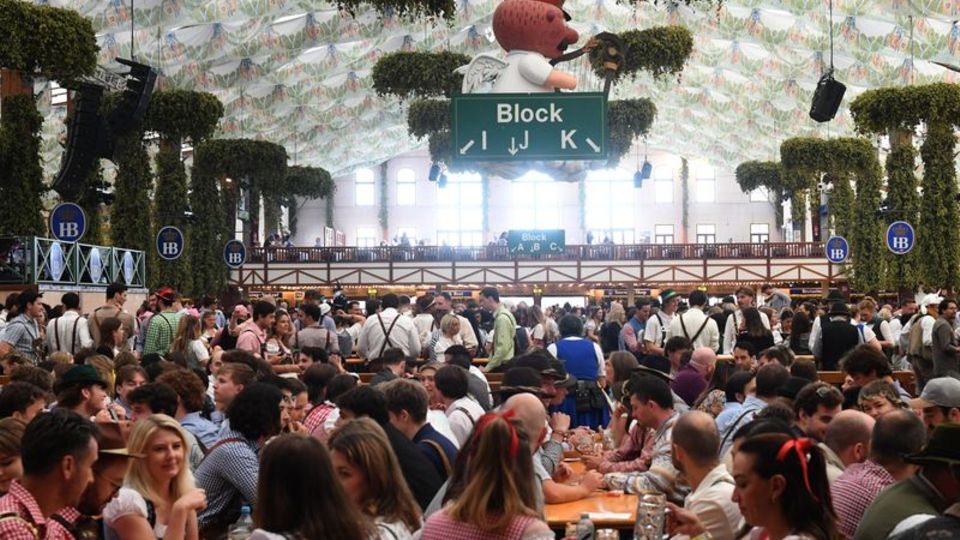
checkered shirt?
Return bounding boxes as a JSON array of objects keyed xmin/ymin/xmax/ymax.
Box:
[{"xmin": 832, "ymin": 459, "xmax": 896, "ymax": 539}]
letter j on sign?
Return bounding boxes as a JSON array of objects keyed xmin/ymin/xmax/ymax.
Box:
[{"xmin": 825, "ymin": 236, "xmax": 849, "ymax": 264}]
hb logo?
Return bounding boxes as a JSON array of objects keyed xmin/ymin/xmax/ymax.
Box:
[
  {"xmin": 228, "ymin": 252, "xmax": 243, "ymax": 264},
  {"xmin": 161, "ymin": 229, "xmax": 181, "ymax": 256},
  {"xmin": 58, "ymin": 222, "xmax": 80, "ymax": 238},
  {"xmin": 892, "ymin": 237, "xmax": 909, "ymax": 250},
  {"xmin": 830, "ymin": 249, "xmax": 845, "ymax": 260}
]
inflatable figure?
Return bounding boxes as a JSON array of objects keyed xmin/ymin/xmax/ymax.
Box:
[{"xmin": 457, "ymin": 0, "xmax": 579, "ymax": 94}]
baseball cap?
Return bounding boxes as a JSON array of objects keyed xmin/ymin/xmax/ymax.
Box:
[
  {"xmin": 660, "ymin": 289, "xmax": 679, "ymax": 303},
  {"xmin": 910, "ymin": 377, "xmax": 960, "ymax": 409}
]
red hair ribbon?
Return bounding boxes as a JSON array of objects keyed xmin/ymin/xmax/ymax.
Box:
[
  {"xmin": 475, "ymin": 410, "xmax": 520, "ymax": 458},
  {"xmin": 776, "ymin": 437, "xmax": 820, "ymax": 503}
]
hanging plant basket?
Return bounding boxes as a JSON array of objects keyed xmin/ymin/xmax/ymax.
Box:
[
  {"xmin": 373, "ymin": 51, "xmax": 470, "ymax": 100},
  {"xmin": 591, "ymin": 26, "xmax": 694, "ymax": 81},
  {"xmin": 0, "ymin": 0, "xmax": 98, "ymax": 83},
  {"xmin": 734, "ymin": 161, "xmax": 782, "ymax": 193},
  {"xmin": 336, "ymin": 0, "xmax": 456, "ymax": 20},
  {"xmin": 145, "ymin": 90, "xmax": 224, "ymax": 144}
]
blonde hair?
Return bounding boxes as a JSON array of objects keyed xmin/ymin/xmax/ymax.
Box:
[
  {"xmin": 606, "ymin": 303, "xmax": 626, "ymax": 325},
  {"xmin": 46, "ymin": 351, "xmax": 73, "ymax": 365},
  {"xmin": 857, "ymin": 298, "xmax": 877, "ymax": 313},
  {"xmin": 327, "ymin": 418, "xmax": 421, "ymax": 532},
  {"xmin": 440, "ymin": 314, "xmax": 459, "ymax": 336},
  {"xmin": 86, "ymin": 355, "xmax": 115, "ymax": 395},
  {"xmin": 125, "ymin": 415, "xmax": 195, "ymax": 505}
]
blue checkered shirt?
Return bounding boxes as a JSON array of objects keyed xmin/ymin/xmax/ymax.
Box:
[{"xmin": 195, "ymin": 430, "xmax": 261, "ymax": 528}]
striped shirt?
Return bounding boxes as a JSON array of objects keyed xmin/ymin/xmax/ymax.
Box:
[
  {"xmin": 195, "ymin": 430, "xmax": 261, "ymax": 528},
  {"xmin": 598, "ymin": 422, "xmax": 655, "ymax": 473}
]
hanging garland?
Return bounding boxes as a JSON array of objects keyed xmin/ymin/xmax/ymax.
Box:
[
  {"xmin": 110, "ymin": 124, "xmax": 153, "ymax": 256},
  {"xmin": 281, "ymin": 166, "xmax": 336, "ymax": 237},
  {"xmin": 680, "ymin": 158, "xmax": 689, "ymax": 233},
  {"xmin": 152, "ymin": 145, "xmax": 193, "ymax": 292},
  {"xmin": 379, "ymin": 162, "xmax": 389, "ymax": 237},
  {"xmin": 0, "ymin": 95, "xmax": 45, "ymax": 237},
  {"xmin": 373, "ymin": 52, "xmax": 470, "ymax": 100},
  {"xmin": 0, "ymin": 0, "xmax": 97, "ymax": 84},
  {"xmin": 780, "ymin": 137, "xmax": 884, "ymax": 291},
  {"xmin": 145, "ymin": 90, "xmax": 224, "ymax": 144},
  {"xmin": 734, "ymin": 160, "xmax": 784, "ymax": 229},
  {"xmin": 848, "ymin": 85, "xmax": 958, "ymax": 290},
  {"xmin": 336, "ymin": 0, "xmax": 455, "ymax": 20},
  {"xmin": 590, "ymin": 26, "xmax": 694, "ymax": 81}
]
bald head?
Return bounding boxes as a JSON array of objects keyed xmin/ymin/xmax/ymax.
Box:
[
  {"xmin": 673, "ymin": 411, "xmax": 720, "ymax": 466},
  {"xmin": 690, "ymin": 347, "xmax": 717, "ymax": 375},
  {"xmin": 503, "ymin": 392, "xmax": 548, "ymax": 451},
  {"xmin": 825, "ymin": 409, "xmax": 875, "ymax": 464}
]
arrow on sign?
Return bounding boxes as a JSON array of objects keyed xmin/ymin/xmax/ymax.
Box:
[
  {"xmin": 586, "ymin": 138, "xmax": 600, "ymax": 153},
  {"xmin": 507, "ymin": 131, "xmax": 529, "ymax": 156},
  {"xmin": 460, "ymin": 140, "xmax": 475, "ymax": 154}
]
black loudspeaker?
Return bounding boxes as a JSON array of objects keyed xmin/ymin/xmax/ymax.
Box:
[
  {"xmin": 51, "ymin": 83, "xmax": 106, "ymax": 200},
  {"xmin": 809, "ymin": 73, "xmax": 846, "ymax": 123},
  {"xmin": 109, "ymin": 58, "xmax": 157, "ymax": 135}
]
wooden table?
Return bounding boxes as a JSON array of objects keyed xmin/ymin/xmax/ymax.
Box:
[
  {"xmin": 544, "ymin": 460, "xmax": 637, "ymax": 529},
  {"xmin": 545, "ymin": 491, "xmax": 637, "ymax": 529}
]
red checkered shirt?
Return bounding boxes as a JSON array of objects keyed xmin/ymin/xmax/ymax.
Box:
[
  {"xmin": 304, "ymin": 402, "xmax": 336, "ymax": 441},
  {"xmin": 832, "ymin": 459, "xmax": 895, "ymax": 539},
  {"xmin": 0, "ymin": 480, "xmax": 75, "ymax": 539}
]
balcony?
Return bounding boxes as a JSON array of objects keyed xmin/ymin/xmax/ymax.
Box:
[
  {"xmin": 234, "ymin": 242, "xmax": 842, "ymax": 289},
  {"xmin": 247, "ymin": 242, "xmax": 826, "ymax": 264}
]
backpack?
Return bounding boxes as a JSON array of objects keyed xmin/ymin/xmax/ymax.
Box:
[
  {"xmin": 514, "ymin": 326, "xmax": 530, "ymax": 354},
  {"xmin": 908, "ymin": 314, "xmax": 933, "ymax": 361}
]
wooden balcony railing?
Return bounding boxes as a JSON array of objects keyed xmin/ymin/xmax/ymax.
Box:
[{"xmin": 247, "ymin": 242, "xmax": 826, "ymax": 264}]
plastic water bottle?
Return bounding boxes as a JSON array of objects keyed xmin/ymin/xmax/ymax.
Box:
[
  {"xmin": 228, "ymin": 505, "xmax": 253, "ymax": 539},
  {"xmin": 576, "ymin": 512, "xmax": 595, "ymax": 540}
]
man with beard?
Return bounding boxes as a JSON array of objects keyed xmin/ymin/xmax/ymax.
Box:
[{"xmin": 52, "ymin": 424, "xmax": 144, "ymax": 539}]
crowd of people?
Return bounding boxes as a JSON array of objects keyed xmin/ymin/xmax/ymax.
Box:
[{"xmin": 0, "ymin": 281, "xmax": 955, "ymax": 539}]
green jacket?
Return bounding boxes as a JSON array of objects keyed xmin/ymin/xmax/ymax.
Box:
[
  {"xmin": 854, "ymin": 473, "xmax": 948, "ymax": 540},
  {"xmin": 485, "ymin": 305, "xmax": 516, "ymax": 372}
]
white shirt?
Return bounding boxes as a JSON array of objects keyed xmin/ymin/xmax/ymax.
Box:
[
  {"xmin": 427, "ymin": 409, "xmax": 460, "ymax": 449},
  {"xmin": 492, "ymin": 50, "xmax": 555, "ymax": 93},
  {"xmin": 667, "ymin": 307, "xmax": 719, "ymax": 352},
  {"xmin": 644, "ymin": 311, "xmax": 675, "ymax": 348},
  {"xmin": 722, "ymin": 310, "xmax": 772, "ymax": 354},
  {"xmin": 46, "ymin": 310, "xmax": 93, "ymax": 354},
  {"xmin": 809, "ymin": 316, "xmax": 878, "ymax": 358},
  {"xmin": 357, "ymin": 308, "xmax": 421, "ymax": 359},
  {"xmin": 548, "ymin": 337, "xmax": 606, "ymax": 378},
  {"xmin": 445, "ymin": 396, "xmax": 484, "ymax": 447},
  {"xmin": 413, "ymin": 314, "xmax": 437, "ymax": 349},
  {"xmin": 676, "ymin": 464, "xmax": 741, "ymax": 540}
]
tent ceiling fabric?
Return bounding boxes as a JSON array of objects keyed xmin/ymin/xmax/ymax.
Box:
[{"xmin": 36, "ymin": 0, "xmax": 960, "ymax": 176}]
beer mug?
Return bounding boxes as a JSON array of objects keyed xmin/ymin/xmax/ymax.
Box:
[{"xmin": 634, "ymin": 491, "xmax": 666, "ymax": 540}]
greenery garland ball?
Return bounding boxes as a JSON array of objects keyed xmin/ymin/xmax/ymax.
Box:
[
  {"xmin": 591, "ymin": 26, "xmax": 694, "ymax": 81},
  {"xmin": 0, "ymin": 95, "xmax": 45, "ymax": 236},
  {"xmin": 0, "ymin": 0, "xmax": 97, "ymax": 83},
  {"xmin": 194, "ymin": 139, "xmax": 288, "ymax": 192},
  {"xmin": 373, "ymin": 51, "xmax": 470, "ymax": 100},
  {"xmin": 407, "ymin": 99, "xmax": 449, "ymax": 139},
  {"xmin": 850, "ymin": 83, "xmax": 960, "ymax": 134},
  {"xmin": 145, "ymin": 90, "xmax": 224, "ymax": 144},
  {"xmin": 605, "ymin": 98, "xmax": 657, "ymax": 164},
  {"xmin": 336, "ymin": 0, "xmax": 455, "ymax": 20},
  {"xmin": 734, "ymin": 161, "xmax": 781, "ymax": 193},
  {"xmin": 282, "ymin": 166, "xmax": 335, "ymax": 201}
]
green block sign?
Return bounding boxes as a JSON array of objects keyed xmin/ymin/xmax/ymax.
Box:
[
  {"xmin": 451, "ymin": 92, "xmax": 607, "ymax": 163},
  {"xmin": 507, "ymin": 229, "xmax": 565, "ymax": 255}
]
